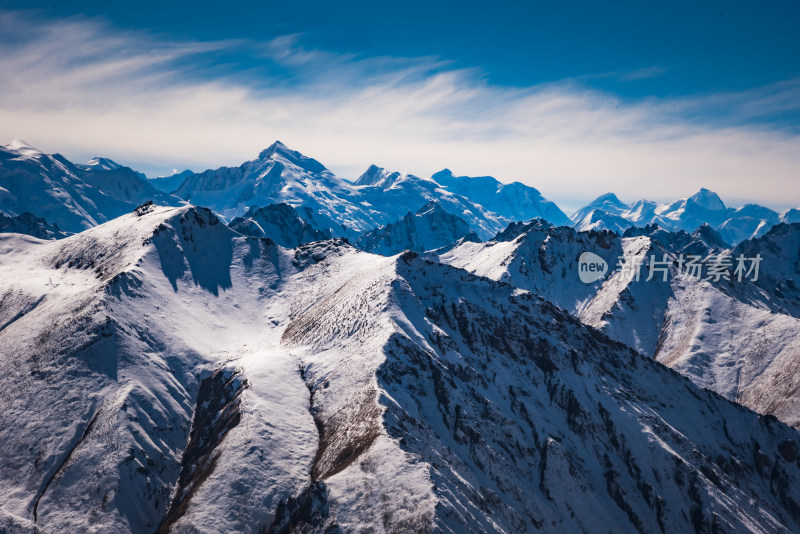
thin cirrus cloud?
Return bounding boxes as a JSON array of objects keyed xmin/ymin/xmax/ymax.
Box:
[{"xmin": 1, "ymin": 10, "xmax": 799, "ymax": 212}]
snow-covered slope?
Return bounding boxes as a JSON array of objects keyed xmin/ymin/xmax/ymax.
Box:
[
  {"xmin": 2, "ymin": 205, "xmax": 800, "ymax": 533},
  {"xmin": 355, "ymin": 201, "xmax": 478, "ymax": 255},
  {"xmin": 441, "ymin": 222, "xmax": 800, "ymax": 428},
  {"xmin": 228, "ymin": 202, "xmax": 341, "ymax": 247},
  {"xmin": 0, "ymin": 141, "xmax": 183, "ymax": 233},
  {"xmin": 781, "ymin": 208, "xmax": 800, "ymax": 224},
  {"xmin": 571, "ymin": 193, "xmax": 629, "ymax": 223},
  {"xmin": 0, "ymin": 212, "xmax": 68, "ymax": 240}
]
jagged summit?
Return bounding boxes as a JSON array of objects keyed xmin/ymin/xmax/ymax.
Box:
[
  {"xmin": 691, "ymin": 222, "xmax": 729, "ymax": 250},
  {"xmin": 257, "ymin": 139, "xmax": 290, "ymax": 160},
  {"xmin": 353, "ymin": 164, "xmax": 404, "ymax": 188},
  {"xmin": 590, "ymin": 192, "xmax": 625, "ymax": 206}
]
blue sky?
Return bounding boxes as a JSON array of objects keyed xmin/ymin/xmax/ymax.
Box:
[{"xmin": 1, "ymin": 1, "xmax": 798, "ymax": 211}]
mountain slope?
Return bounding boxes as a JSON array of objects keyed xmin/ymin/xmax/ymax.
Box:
[
  {"xmin": 352, "ymin": 165, "xmax": 509, "ymax": 239},
  {"xmin": 2, "ymin": 205, "xmax": 800, "ymax": 532},
  {"xmin": 173, "ymin": 141, "xmax": 376, "ymax": 231},
  {"xmin": 440, "ymin": 222, "xmax": 800, "ymax": 428},
  {"xmin": 149, "ymin": 170, "xmax": 193, "ymax": 194}
]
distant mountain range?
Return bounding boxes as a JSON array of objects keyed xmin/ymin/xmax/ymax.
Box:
[
  {"xmin": 2, "ymin": 139, "xmax": 797, "ymax": 248},
  {"xmin": 571, "ymin": 190, "xmax": 800, "ymax": 245}
]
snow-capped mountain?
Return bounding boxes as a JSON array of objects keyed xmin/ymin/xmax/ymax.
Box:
[
  {"xmin": 173, "ymin": 141, "xmax": 379, "ymax": 231},
  {"xmin": 0, "ymin": 212, "xmax": 68, "ymax": 240},
  {"xmin": 429, "ymin": 169, "xmax": 571, "ymax": 226},
  {"xmin": 1, "ymin": 204, "xmax": 799, "ymax": 533},
  {"xmin": 171, "ymin": 143, "xmax": 515, "ymax": 239},
  {"xmin": 440, "ymin": 221, "xmax": 800, "ymax": 428},
  {"xmin": 6, "ymin": 138, "xmax": 788, "ymax": 247},
  {"xmin": 572, "ymin": 188, "xmax": 783, "ymax": 243},
  {"xmin": 228, "ymin": 202, "xmax": 339, "ymax": 248},
  {"xmin": 355, "ymin": 201, "xmax": 478, "ymax": 255},
  {"xmin": 75, "ymin": 156, "xmax": 125, "ymax": 172},
  {"xmin": 0, "ymin": 140, "xmax": 183, "ymax": 233},
  {"xmin": 351, "ymin": 164, "xmax": 509, "ymax": 239},
  {"xmin": 570, "ymin": 192, "xmax": 629, "ymax": 222}
]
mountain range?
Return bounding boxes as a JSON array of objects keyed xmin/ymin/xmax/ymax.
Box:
[
  {"xmin": 5, "ymin": 139, "xmax": 795, "ymax": 246},
  {"xmin": 571, "ymin": 190, "xmax": 800, "ymax": 245},
  {"xmin": 2, "ymin": 139, "xmax": 800, "ymax": 533},
  {"xmin": 1, "ymin": 205, "xmax": 799, "ymax": 533}
]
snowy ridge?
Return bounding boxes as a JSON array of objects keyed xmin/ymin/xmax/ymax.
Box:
[
  {"xmin": 76, "ymin": 157, "xmax": 124, "ymax": 171},
  {"xmin": 429, "ymin": 169, "xmax": 571, "ymax": 226},
  {"xmin": 2, "ymin": 205, "xmax": 800, "ymax": 532},
  {"xmin": 441, "ymin": 222, "xmax": 800, "ymax": 428}
]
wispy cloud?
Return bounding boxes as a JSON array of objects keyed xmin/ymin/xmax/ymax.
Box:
[{"xmin": 1, "ymin": 9, "xmax": 799, "ymax": 211}]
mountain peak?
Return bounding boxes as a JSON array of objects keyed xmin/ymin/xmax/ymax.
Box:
[
  {"xmin": 257, "ymin": 140, "xmax": 290, "ymax": 160},
  {"xmin": 431, "ymin": 169, "xmax": 454, "ymax": 182},
  {"xmin": 84, "ymin": 157, "xmax": 123, "ymax": 171},
  {"xmin": 688, "ymin": 188, "xmax": 726, "ymax": 211},
  {"xmin": 354, "ymin": 164, "xmax": 394, "ymax": 187},
  {"xmin": 5, "ymin": 139, "xmax": 42, "ymax": 157},
  {"xmin": 691, "ymin": 222, "xmax": 729, "ymax": 249},
  {"xmin": 589, "ymin": 192, "xmax": 627, "ymax": 209},
  {"xmin": 256, "ymin": 140, "xmax": 328, "ymax": 174}
]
